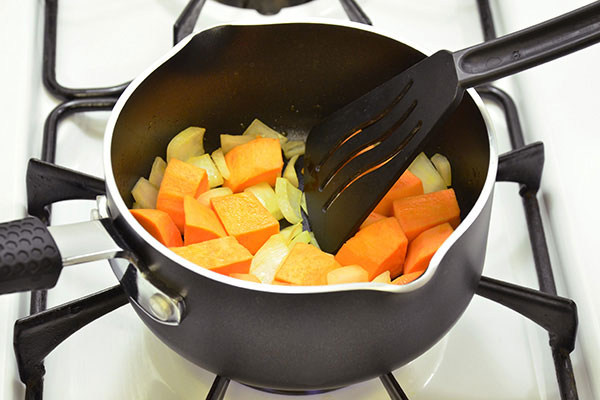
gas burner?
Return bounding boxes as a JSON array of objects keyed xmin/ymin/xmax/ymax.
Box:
[{"xmin": 215, "ymin": 0, "xmax": 315, "ymax": 15}]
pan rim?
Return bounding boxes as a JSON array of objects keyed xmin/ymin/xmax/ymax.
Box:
[{"xmin": 103, "ymin": 18, "xmax": 498, "ymax": 295}]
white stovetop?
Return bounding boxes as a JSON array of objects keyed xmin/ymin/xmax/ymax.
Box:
[{"xmin": 1, "ymin": 0, "xmax": 598, "ymax": 399}]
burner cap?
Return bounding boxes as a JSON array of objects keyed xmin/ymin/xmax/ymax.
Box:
[{"xmin": 215, "ymin": 0, "xmax": 315, "ymax": 15}]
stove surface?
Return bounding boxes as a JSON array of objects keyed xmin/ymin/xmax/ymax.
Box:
[{"xmin": 1, "ymin": 1, "xmax": 598, "ymax": 399}]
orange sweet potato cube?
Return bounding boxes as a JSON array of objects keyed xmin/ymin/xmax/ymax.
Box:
[
  {"xmin": 373, "ymin": 170, "xmax": 424, "ymax": 216},
  {"xmin": 392, "ymin": 188, "xmax": 460, "ymax": 241},
  {"xmin": 170, "ymin": 236, "xmax": 252, "ymax": 275},
  {"xmin": 335, "ymin": 217, "xmax": 408, "ymax": 280},
  {"xmin": 403, "ymin": 223, "xmax": 454, "ymax": 275},
  {"xmin": 223, "ymin": 137, "xmax": 283, "ymax": 192},
  {"xmin": 211, "ymin": 192, "xmax": 279, "ymax": 254},
  {"xmin": 156, "ymin": 158, "xmax": 209, "ymax": 232},
  {"xmin": 183, "ymin": 196, "xmax": 227, "ymax": 245},
  {"xmin": 275, "ymin": 242, "xmax": 342, "ymax": 286},
  {"xmin": 130, "ymin": 209, "xmax": 183, "ymax": 247}
]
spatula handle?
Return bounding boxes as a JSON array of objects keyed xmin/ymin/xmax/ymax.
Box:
[{"xmin": 453, "ymin": 1, "xmax": 600, "ymax": 87}]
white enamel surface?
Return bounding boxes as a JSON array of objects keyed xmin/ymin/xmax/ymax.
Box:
[{"xmin": 1, "ymin": 0, "xmax": 598, "ymax": 399}]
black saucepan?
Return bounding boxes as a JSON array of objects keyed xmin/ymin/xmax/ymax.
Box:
[{"xmin": 0, "ymin": 21, "xmax": 496, "ymax": 390}]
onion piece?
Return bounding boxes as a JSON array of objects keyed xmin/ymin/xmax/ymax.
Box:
[
  {"xmin": 186, "ymin": 154, "xmax": 224, "ymax": 188},
  {"xmin": 283, "ymin": 155, "xmax": 300, "ymax": 188},
  {"xmin": 290, "ymin": 230, "xmax": 311, "ymax": 246},
  {"xmin": 211, "ymin": 148, "xmax": 230, "ymax": 180},
  {"xmin": 242, "ymin": 118, "xmax": 288, "ymax": 145},
  {"xmin": 281, "ymin": 140, "xmax": 305, "ymax": 159},
  {"xmin": 300, "ymin": 193, "xmax": 308, "ymax": 215},
  {"xmin": 250, "ymin": 233, "xmax": 290, "ymax": 284},
  {"xmin": 371, "ymin": 270, "xmax": 392, "ymax": 284},
  {"xmin": 430, "ymin": 153, "xmax": 452, "ymax": 187},
  {"xmin": 196, "ymin": 187, "xmax": 233, "ymax": 207},
  {"xmin": 166, "ymin": 127, "xmax": 205, "ymax": 162},
  {"xmin": 148, "ymin": 156, "xmax": 166, "ymax": 187},
  {"xmin": 308, "ymin": 231, "xmax": 320, "ymax": 249},
  {"xmin": 131, "ymin": 202, "xmax": 142, "ymax": 209},
  {"xmin": 280, "ymin": 222, "xmax": 303, "ymax": 243},
  {"xmin": 244, "ymin": 182, "xmax": 284, "ymax": 220},
  {"xmin": 275, "ymin": 177, "xmax": 302, "ymax": 224},
  {"xmin": 408, "ymin": 152, "xmax": 447, "ymax": 193},
  {"xmin": 131, "ymin": 177, "xmax": 158, "ymax": 209},
  {"xmin": 220, "ymin": 134, "xmax": 255, "ymax": 154}
]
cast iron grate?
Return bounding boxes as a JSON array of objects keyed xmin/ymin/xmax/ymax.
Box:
[{"xmin": 16, "ymin": 0, "xmax": 579, "ymax": 399}]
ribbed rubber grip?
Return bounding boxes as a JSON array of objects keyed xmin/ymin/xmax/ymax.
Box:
[{"xmin": 0, "ymin": 216, "xmax": 63, "ymax": 295}]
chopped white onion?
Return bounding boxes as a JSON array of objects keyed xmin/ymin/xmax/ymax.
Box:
[
  {"xmin": 220, "ymin": 134, "xmax": 255, "ymax": 154},
  {"xmin": 275, "ymin": 177, "xmax": 302, "ymax": 224},
  {"xmin": 148, "ymin": 156, "xmax": 166, "ymax": 187},
  {"xmin": 408, "ymin": 152, "xmax": 447, "ymax": 193},
  {"xmin": 242, "ymin": 118, "xmax": 288, "ymax": 145},
  {"xmin": 131, "ymin": 177, "xmax": 158, "ymax": 209},
  {"xmin": 196, "ymin": 187, "xmax": 233, "ymax": 207},
  {"xmin": 244, "ymin": 182, "xmax": 284, "ymax": 220},
  {"xmin": 280, "ymin": 222, "xmax": 303, "ymax": 243},
  {"xmin": 250, "ymin": 233, "xmax": 290, "ymax": 284},
  {"xmin": 186, "ymin": 154, "xmax": 224, "ymax": 188},
  {"xmin": 211, "ymin": 148, "xmax": 230, "ymax": 180},
  {"xmin": 290, "ymin": 230, "xmax": 311, "ymax": 246},
  {"xmin": 281, "ymin": 140, "xmax": 305, "ymax": 159},
  {"xmin": 166, "ymin": 126, "xmax": 205, "ymax": 162},
  {"xmin": 283, "ymin": 155, "xmax": 300, "ymax": 188},
  {"xmin": 300, "ymin": 193, "xmax": 307, "ymax": 215},
  {"xmin": 430, "ymin": 153, "xmax": 452, "ymax": 187}
]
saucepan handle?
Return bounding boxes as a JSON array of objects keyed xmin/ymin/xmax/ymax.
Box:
[
  {"xmin": 0, "ymin": 216, "xmax": 130, "ymax": 295},
  {"xmin": 0, "ymin": 216, "xmax": 63, "ymax": 294}
]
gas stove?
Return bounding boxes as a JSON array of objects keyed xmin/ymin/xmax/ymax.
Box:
[{"xmin": 1, "ymin": 1, "xmax": 599, "ymax": 399}]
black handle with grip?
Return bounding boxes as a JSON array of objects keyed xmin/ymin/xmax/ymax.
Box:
[
  {"xmin": 454, "ymin": 0, "xmax": 600, "ymax": 87},
  {"xmin": 0, "ymin": 216, "xmax": 63, "ymax": 295}
]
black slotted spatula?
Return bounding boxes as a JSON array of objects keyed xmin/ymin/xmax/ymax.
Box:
[{"xmin": 304, "ymin": 1, "xmax": 600, "ymax": 253}]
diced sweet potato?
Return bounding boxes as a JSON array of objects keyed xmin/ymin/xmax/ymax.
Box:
[
  {"xmin": 360, "ymin": 211, "xmax": 386, "ymax": 230},
  {"xmin": 373, "ymin": 170, "xmax": 424, "ymax": 216},
  {"xmin": 224, "ymin": 137, "xmax": 283, "ymax": 192},
  {"xmin": 392, "ymin": 271, "xmax": 424, "ymax": 285},
  {"xmin": 211, "ymin": 192, "xmax": 279, "ymax": 254},
  {"xmin": 392, "ymin": 188, "xmax": 460, "ymax": 241},
  {"xmin": 170, "ymin": 236, "xmax": 252, "ymax": 275},
  {"xmin": 335, "ymin": 217, "xmax": 408, "ymax": 280},
  {"xmin": 130, "ymin": 209, "xmax": 182, "ymax": 247},
  {"xmin": 156, "ymin": 158, "xmax": 209, "ymax": 232},
  {"xmin": 327, "ymin": 265, "xmax": 369, "ymax": 285},
  {"xmin": 183, "ymin": 196, "xmax": 227, "ymax": 245},
  {"xmin": 275, "ymin": 243, "xmax": 341, "ymax": 285},
  {"xmin": 403, "ymin": 223, "xmax": 454, "ymax": 275}
]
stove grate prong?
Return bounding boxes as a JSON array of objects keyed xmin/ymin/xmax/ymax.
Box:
[
  {"xmin": 206, "ymin": 375, "xmax": 230, "ymax": 400},
  {"xmin": 496, "ymin": 142, "xmax": 544, "ymax": 194},
  {"xmin": 26, "ymin": 159, "xmax": 105, "ymax": 224},
  {"xmin": 339, "ymin": 0, "xmax": 372, "ymax": 25},
  {"xmin": 43, "ymin": 0, "xmax": 130, "ymax": 100},
  {"xmin": 477, "ymin": 276, "xmax": 577, "ymax": 352},
  {"xmin": 14, "ymin": 286, "xmax": 128, "ymax": 386},
  {"xmin": 173, "ymin": 0, "xmax": 207, "ymax": 45},
  {"xmin": 380, "ymin": 372, "xmax": 410, "ymax": 400}
]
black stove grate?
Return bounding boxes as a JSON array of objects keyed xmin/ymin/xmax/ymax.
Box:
[{"xmin": 15, "ymin": 1, "xmax": 579, "ymax": 399}]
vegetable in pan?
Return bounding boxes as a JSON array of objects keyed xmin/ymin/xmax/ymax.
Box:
[{"xmin": 129, "ymin": 119, "xmax": 460, "ymax": 286}]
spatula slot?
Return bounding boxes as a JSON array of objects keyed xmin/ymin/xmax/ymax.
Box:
[
  {"xmin": 322, "ymin": 119, "xmax": 423, "ymax": 212},
  {"xmin": 318, "ymin": 98, "xmax": 418, "ymax": 191},
  {"xmin": 315, "ymin": 79, "xmax": 414, "ymax": 167}
]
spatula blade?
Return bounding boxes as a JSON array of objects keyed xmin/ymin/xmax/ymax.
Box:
[{"xmin": 304, "ymin": 50, "xmax": 463, "ymax": 253}]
